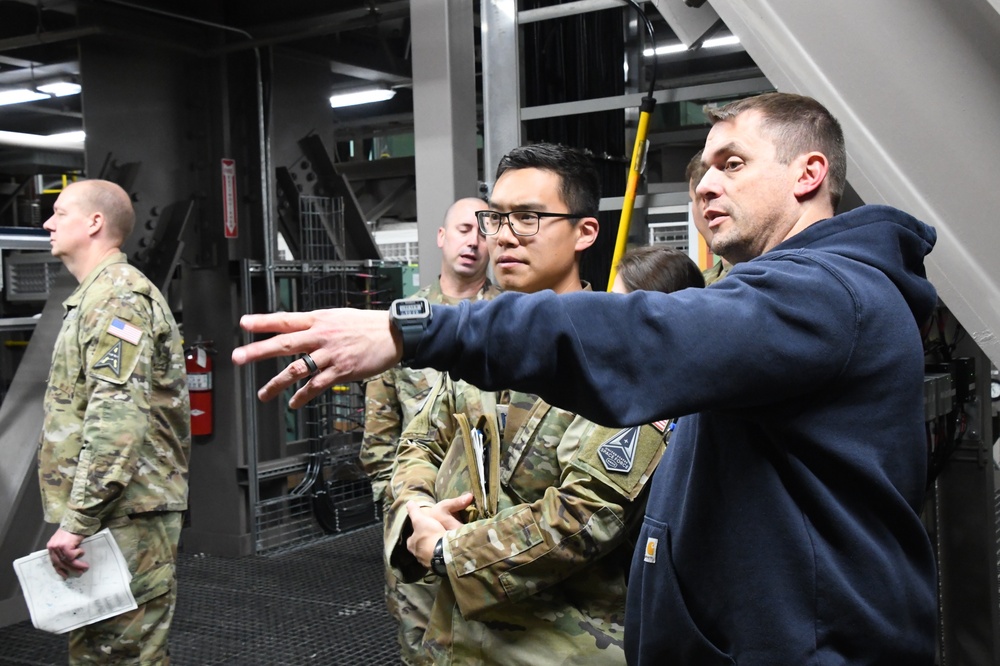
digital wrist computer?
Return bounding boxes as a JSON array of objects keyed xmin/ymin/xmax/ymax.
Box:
[{"xmin": 389, "ymin": 297, "xmax": 432, "ymax": 363}]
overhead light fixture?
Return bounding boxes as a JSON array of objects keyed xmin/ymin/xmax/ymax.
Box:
[
  {"xmin": 0, "ymin": 77, "xmax": 82, "ymax": 107},
  {"xmin": 329, "ymin": 86, "xmax": 396, "ymax": 109},
  {"xmin": 37, "ymin": 81, "xmax": 81, "ymax": 97},
  {"xmin": 0, "ymin": 89, "xmax": 49, "ymax": 107},
  {"xmin": 46, "ymin": 130, "xmax": 86, "ymax": 142},
  {"xmin": 702, "ymin": 35, "xmax": 741, "ymax": 49},
  {"xmin": 643, "ymin": 35, "xmax": 741, "ymax": 57}
]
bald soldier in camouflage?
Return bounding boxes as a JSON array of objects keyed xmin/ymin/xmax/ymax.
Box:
[
  {"xmin": 39, "ymin": 179, "xmax": 190, "ymax": 665},
  {"xmin": 385, "ymin": 144, "xmax": 645, "ymax": 663},
  {"xmin": 362, "ymin": 197, "xmax": 499, "ymax": 665}
]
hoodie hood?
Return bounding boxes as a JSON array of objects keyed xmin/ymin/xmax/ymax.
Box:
[{"xmin": 766, "ymin": 204, "xmax": 938, "ymax": 326}]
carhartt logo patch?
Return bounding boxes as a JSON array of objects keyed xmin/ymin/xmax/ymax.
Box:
[
  {"xmin": 597, "ymin": 426, "xmax": 639, "ymax": 473},
  {"xmin": 93, "ymin": 340, "xmax": 123, "ymax": 376},
  {"xmin": 644, "ymin": 537, "xmax": 658, "ymax": 563}
]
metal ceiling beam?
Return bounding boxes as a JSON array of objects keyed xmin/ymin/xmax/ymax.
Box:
[
  {"xmin": 0, "ymin": 26, "xmax": 101, "ymax": 53},
  {"xmin": 329, "ymin": 60, "xmax": 410, "ymax": 86},
  {"xmin": 646, "ymin": 0, "xmax": 721, "ymax": 46},
  {"xmin": 209, "ymin": 1, "xmax": 412, "ymax": 55},
  {"xmin": 520, "ymin": 74, "xmax": 770, "ymax": 120}
]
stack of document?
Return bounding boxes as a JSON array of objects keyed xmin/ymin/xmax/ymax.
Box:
[{"xmin": 12, "ymin": 529, "xmax": 137, "ymax": 634}]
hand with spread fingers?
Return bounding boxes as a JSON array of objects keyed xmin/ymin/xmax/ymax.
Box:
[{"xmin": 232, "ymin": 308, "xmax": 404, "ymax": 408}]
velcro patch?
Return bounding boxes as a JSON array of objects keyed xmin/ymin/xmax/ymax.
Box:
[
  {"xmin": 597, "ymin": 426, "xmax": 639, "ymax": 473},
  {"xmin": 108, "ymin": 317, "xmax": 142, "ymax": 345},
  {"xmin": 90, "ymin": 328, "xmax": 142, "ymax": 385},
  {"xmin": 93, "ymin": 339, "xmax": 123, "ymax": 377}
]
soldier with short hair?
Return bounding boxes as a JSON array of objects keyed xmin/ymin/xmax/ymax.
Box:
[
  {"xmin": 39, "ymin": 179, "xmax": 190, "ymax": 665},
  {"xmin": 382, "ymin": 143, "xmax": 640, "ymax": 663},
  {"xmin": 361, "ymin": 196, "xmax": 499, "ymax": 665}
]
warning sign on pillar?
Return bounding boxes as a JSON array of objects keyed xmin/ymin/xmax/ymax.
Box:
[{"xmin": 221, "ymin": 158, "xmax": 238, "ymax": 238}]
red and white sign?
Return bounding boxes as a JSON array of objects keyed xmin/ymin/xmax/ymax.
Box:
[{"xmin": 221, "ymin": 158, "xmax": 238, "ymax": 238}]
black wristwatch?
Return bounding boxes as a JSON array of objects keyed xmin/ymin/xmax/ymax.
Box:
[
  {"xmin": 430, "ymin": 537, "xmax": 447, "ymax": 577},
  {"xmin": 389, "ymin": 297, "xmax": 432, "ymax": 363}
]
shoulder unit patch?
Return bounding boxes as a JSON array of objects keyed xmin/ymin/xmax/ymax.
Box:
[
  {"xmin": 93, "ymin": 339, "xmax": 123, "ymax": 377},
  {"xmin": 597, "ymin": 426, "xmax": 640, "ymax": 473}
]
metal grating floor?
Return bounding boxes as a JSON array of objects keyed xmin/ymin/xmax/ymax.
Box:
[{"xmin": 0, "ymin": 524, "xmax": 400, "ymax": 665}]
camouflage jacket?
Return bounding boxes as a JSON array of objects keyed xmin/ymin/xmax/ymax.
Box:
[
  {"xmin": 703, "ymin": 258, "xmax": 732, "ymax": 286},
  {"xmin": 361, "ymin": 278, "xmax": 499, "ymax": 504},
  {"xmin": 38, "ymin": 252, "xmax": 191, "ymax": 536},
  {"xmin": 384, "ymin": 375, "xmax": 668, "ymax": 664}
]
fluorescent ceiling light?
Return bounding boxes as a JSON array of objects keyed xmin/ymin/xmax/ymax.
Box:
[
  {"xmin": 703, "ymin": 35, "xmax": 741, "ymax": 49},
  {"xmin": 329, "ymin": 87, "xmax": 396, "ymax": 109},
  {"xmin": 0, "ymin": 89, "xmax": 49, "ymax": 106},
  {"xmin": 644, "ymin": 43, "xmax": 687, "ymax": 57},
  {"xmin": 37, "ymin": 81, "xmax": 81, "ymax": 97},
  {"xmin": 47, "ymin": 130, "xmax": 86, "ymax": 142},
  {"xmin": 643, "ymin": 35, "xmax": 741, "ymax": 57}
]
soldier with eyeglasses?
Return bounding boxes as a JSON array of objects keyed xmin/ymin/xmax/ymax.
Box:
[{"xmin": 379, "ymin": 143, "xmax": 646, "ymax": 663}]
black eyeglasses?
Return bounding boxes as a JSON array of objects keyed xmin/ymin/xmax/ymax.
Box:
[{"xmin": 475, "ymin": 210, "xmax": 585, "ymax": 237}]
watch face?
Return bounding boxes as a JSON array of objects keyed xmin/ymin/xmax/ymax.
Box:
[{"xmin": 393, "ymin": 299, "xmax": 429, "ymax": 319}]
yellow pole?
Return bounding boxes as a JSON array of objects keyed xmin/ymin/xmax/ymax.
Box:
[{"xmin": 608, "ymin": 96, "xmax": 656, "ymax": 291}]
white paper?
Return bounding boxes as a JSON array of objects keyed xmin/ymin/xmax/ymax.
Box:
[
  {"xmin": 13, "ymin": 528, "xmax": 137, "ymax": 634},
  {"xmin": 472, "ymin": 428, "xmax": 487, "ymax": 502}
]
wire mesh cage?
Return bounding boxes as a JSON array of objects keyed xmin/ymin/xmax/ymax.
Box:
[
  {"xmin": 248, "ymin": 258, "xmax": 389, "ymax": 554},
  {"xmin": 300, "ymin": 195, "xmax": 345, "ymax": 262}
]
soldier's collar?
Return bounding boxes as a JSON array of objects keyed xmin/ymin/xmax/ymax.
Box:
[{"xmin": 64, "ymin": 251, "xmax": 129, "ymax": 308}]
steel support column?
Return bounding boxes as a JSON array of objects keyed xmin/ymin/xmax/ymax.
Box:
[
  {"xmin": 480, "ymin": 0, "xmax": 520, "ymax": 189},
  {"xmin": 410, "ymin": 0, "xmax": 478, "ymax": 287}
]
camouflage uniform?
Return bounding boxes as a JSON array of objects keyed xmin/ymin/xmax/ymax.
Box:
[
  {"xmin": 703, "ymin": 258, "xmax": 731, "ymax": 286},
  {"xmin": 38, "ymin": 252, "xmax": 190, "ymax": 666},
  {"xmin": 362, "ymin": 278, "xmax": 498, "ymax": 666},
  {"xmin": 385, "ymin": 376, "xmax": 668, "ymax": 665}
]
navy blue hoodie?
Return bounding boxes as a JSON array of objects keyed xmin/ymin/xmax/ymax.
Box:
[{"xmin": 413, "ymin": 204, "xmax": 938, "ymax": 664}]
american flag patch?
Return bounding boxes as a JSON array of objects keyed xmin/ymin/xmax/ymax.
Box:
[
  {"xmin": 652, "ymin": 419, "xmax": 670, "ymax": 433},
  {"xmin": 108, "ymin": 318, "xmax": 142, "ymax": 345}
]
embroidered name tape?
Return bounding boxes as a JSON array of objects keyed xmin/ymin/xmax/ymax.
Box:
[
  {"xmin": 108, "ymin": 318, "xmax": 142, "ymax": 345},
  {"xmin": 597, "ymin": 426, "xmax": 639, "ymax": 473}
]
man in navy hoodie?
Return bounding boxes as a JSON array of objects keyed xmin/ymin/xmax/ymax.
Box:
[{"xmin": 234, "ymin": 92, "xmax": 938, "ymax": 665}]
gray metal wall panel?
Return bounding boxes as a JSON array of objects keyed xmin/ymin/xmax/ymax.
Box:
[{"xmin": 0, "ymin": 273, "xmax": 75, "ymax": 627}]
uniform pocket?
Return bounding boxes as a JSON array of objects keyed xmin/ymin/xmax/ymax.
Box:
[
  {"xmin": 107, "ymin": 512, "xmax": 181, "ymax": 605},
  {"xmin": 630, "ymin": 518, "xmax": 734, "ymax": 665},
  {"xmin": 449, "ymin": 506, "xmax": 542, "ymax": 575}
]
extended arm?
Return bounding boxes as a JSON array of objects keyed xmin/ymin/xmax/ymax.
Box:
[{"xmin": 234, "ymin": 260, "xmax": 856, "ymax": 426}]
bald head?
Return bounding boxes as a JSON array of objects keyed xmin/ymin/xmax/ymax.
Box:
[
  {"xmin": 66, "ymin": 179, "xmax": 136, "ymax": 244},
  {"xmin": 443, "ymin": 197, "xmax": 486, "ymax": 231},
  {"xmin": 436, "ymin": 197, "xmax": 489, "ymax": 296}
]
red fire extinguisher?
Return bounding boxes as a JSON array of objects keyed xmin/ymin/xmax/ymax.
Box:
[{"xmin": 185, "ymin": 340, "xmax": 214, "ymax": 437}]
